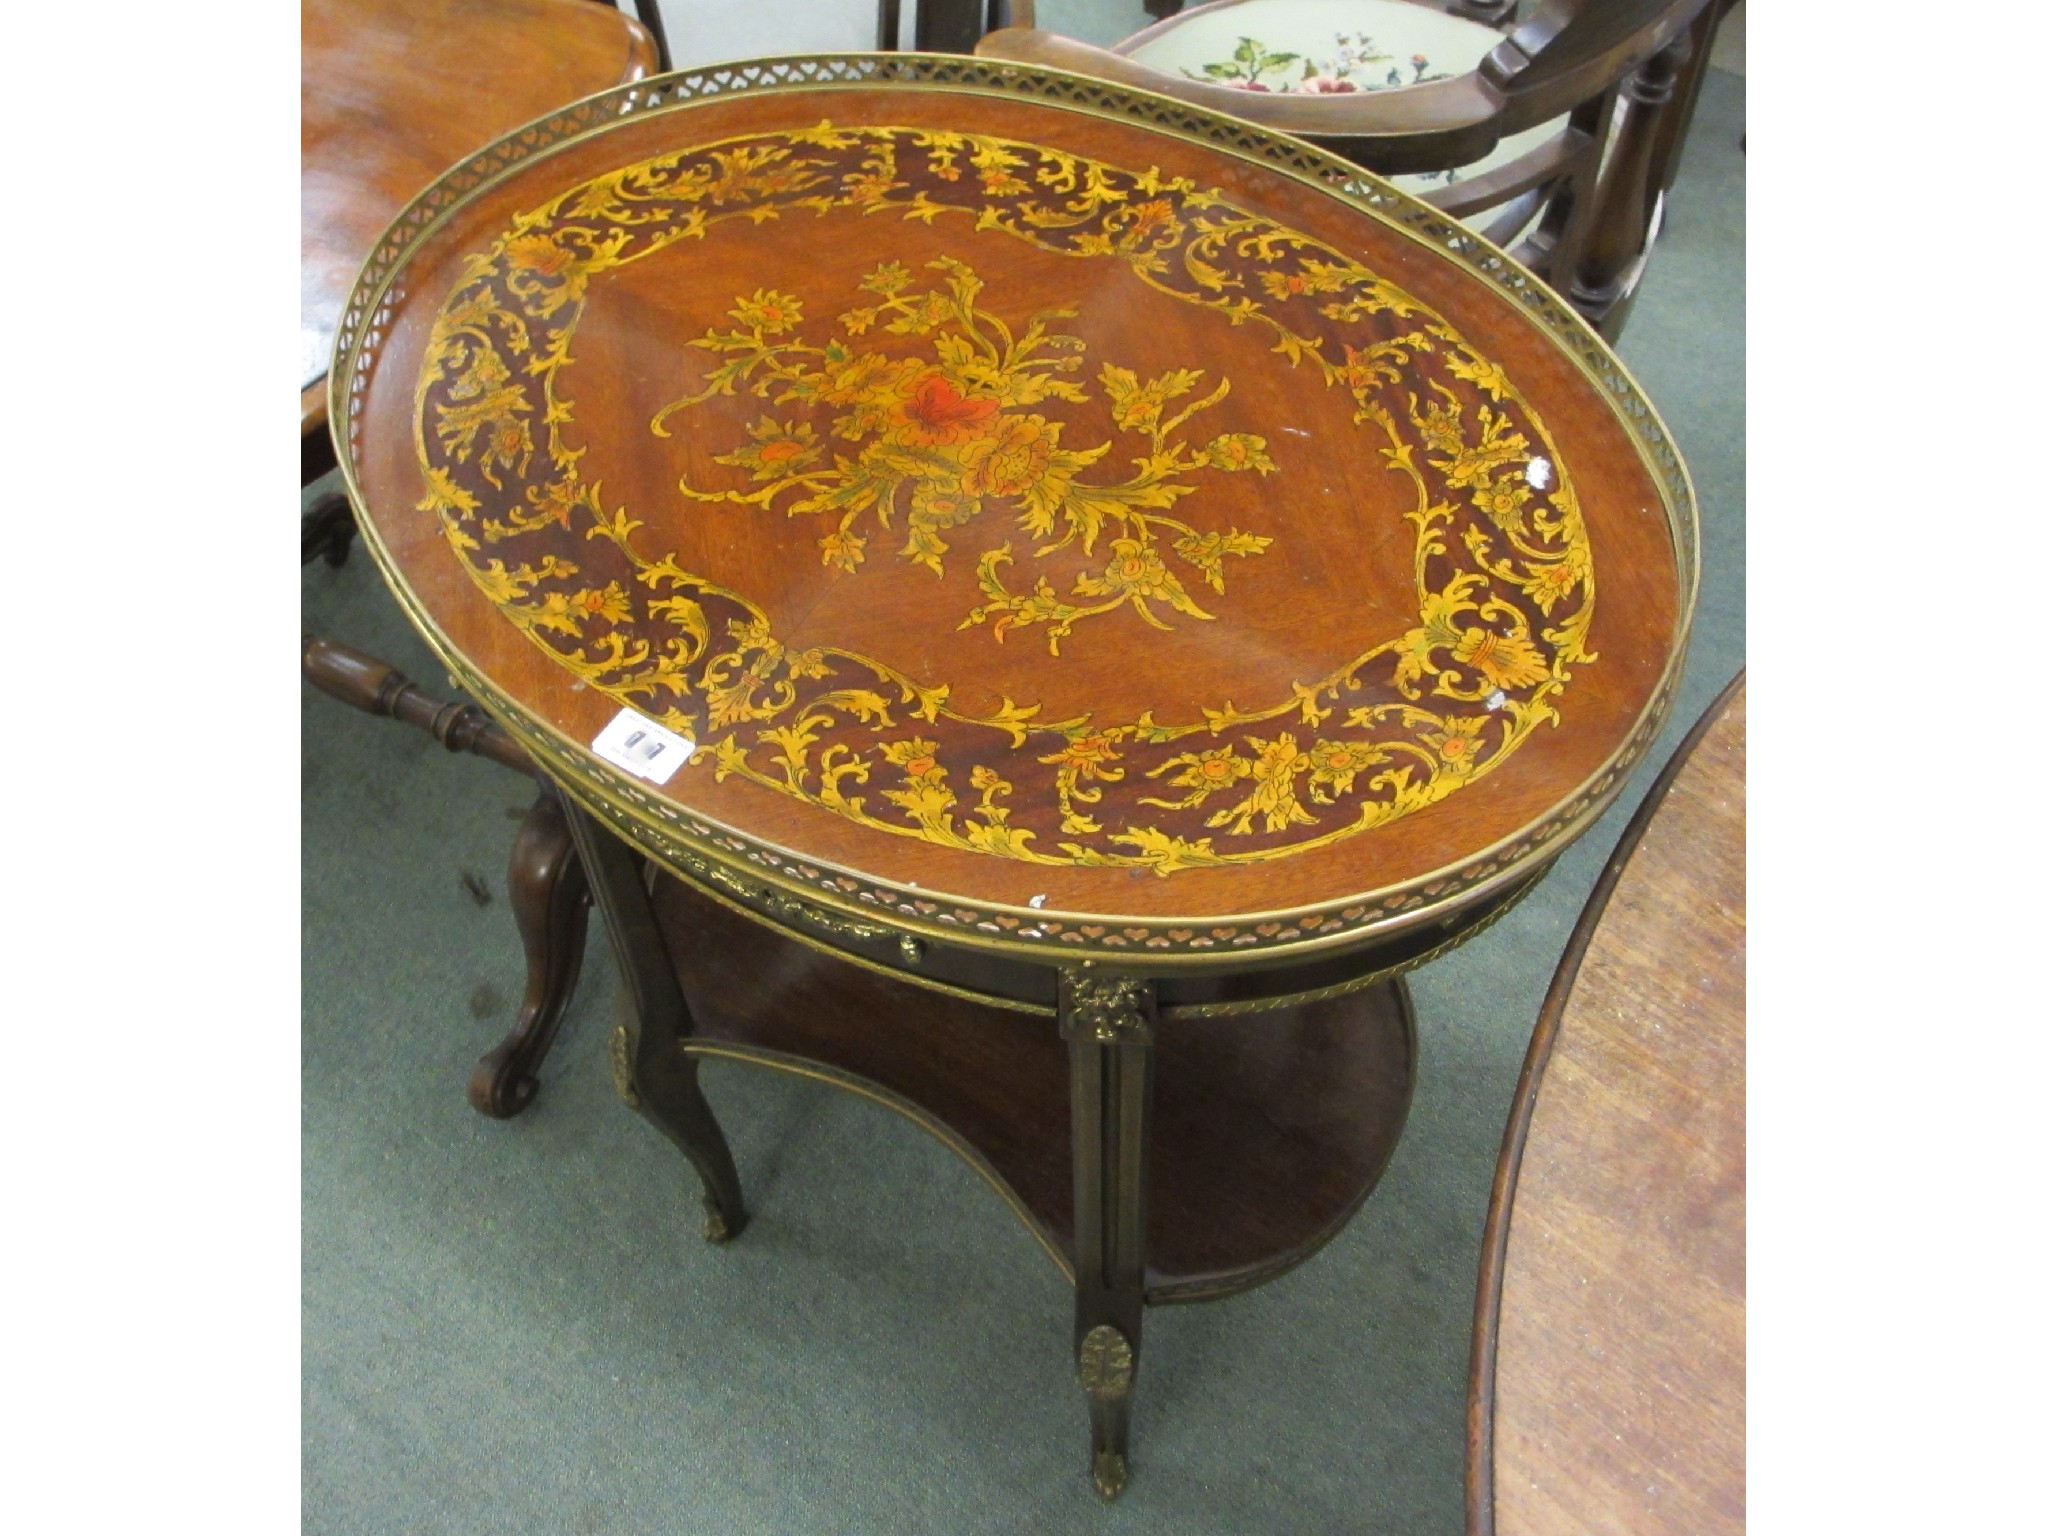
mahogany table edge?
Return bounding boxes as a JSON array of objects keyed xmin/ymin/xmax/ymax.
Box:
[{"xmin": 1463, "ymin": 666, "xmax": 1745, "ymax": 1536}]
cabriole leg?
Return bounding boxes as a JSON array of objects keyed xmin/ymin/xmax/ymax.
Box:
[
  {"xmin": 559, "ymin": 793, "xmax": 747, "ymax": 1243},
  {"xmin": 300, "ymin": 490, "xmax": 356, "ymax": 566},
  {"xmin": 468, "ymin": 784, "xmax": 592, "ymax": 1118},
  {"xmin": 1061, "ymin": 964, "xmax": 1157, "ymax": 1500}
]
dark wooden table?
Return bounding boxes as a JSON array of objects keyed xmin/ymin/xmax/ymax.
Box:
[
  {"xmin": 327, "ymin": 53, "xmax": 1698, "ymax": 1498},
  {"xmin": 1468, "ymin": 674, "xmax": 1744, "ymax": 1536}
]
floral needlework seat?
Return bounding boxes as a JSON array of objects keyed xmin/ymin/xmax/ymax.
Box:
[{"xmin": 1124, "ymin": 0, "xmax": 1551, "ymax": 213}]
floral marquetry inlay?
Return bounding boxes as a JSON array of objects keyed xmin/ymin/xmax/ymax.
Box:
[
  {"xmin": 412, "ymin": 121, "xmax": 1598, "ymax": 877},
  {"xmin": 651, "ymin": 258, "xmax": 1277, "ymax": 651}
]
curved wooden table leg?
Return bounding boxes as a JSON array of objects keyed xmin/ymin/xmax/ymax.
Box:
[
  {"xmin": 301, "ymin": 490, "xmax": 357, "ymax": 567},
  {"xmin": 559, "ymin": 794, "xmax": 748, "ymax": 1243},
  {"xmin": 1062, "ymin": 965, "xmax": 1157, "ymax": 1501},
  {"xmin": 467, "ymin": 785, "xmax": 592, "ymax": 1118},
  {"xmin": 303, "ymin": 635, "xmax": 594, "ymax": 1118}
]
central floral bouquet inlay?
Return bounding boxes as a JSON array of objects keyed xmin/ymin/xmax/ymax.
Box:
[{"xmin": 650, "ymin": 257, "xmax": 1276, "ymax": 652}]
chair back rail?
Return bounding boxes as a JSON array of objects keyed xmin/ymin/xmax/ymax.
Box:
[{"xmin": 1481, "ymin": 0, "xmax": 1707, "ymax": 128}]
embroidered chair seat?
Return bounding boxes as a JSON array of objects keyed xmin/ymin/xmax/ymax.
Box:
[{"xmin": 1126, "ymin": 0, "xmax": 1555, "ymax": 238}]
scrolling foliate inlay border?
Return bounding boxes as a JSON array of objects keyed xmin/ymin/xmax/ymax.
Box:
[
  {"xmin": 334, "ymin": 54, "xmax": 1694, "ymax": 961},
  {"xmin": 450, "ymin": 653, "xmax": 1674, "ymax": 962},
  {"xmin": 411, "ymin": 121, "xmax": 1596, "ymax": 875}
]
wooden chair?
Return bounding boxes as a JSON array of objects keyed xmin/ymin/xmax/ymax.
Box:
[
  {"xmin": 302, "ymin": 0, "xmax": 662, "ymax": 1117},
  {"xmin": 975, "ymin": 0, "xmax": 1730, "ymax": 338}
]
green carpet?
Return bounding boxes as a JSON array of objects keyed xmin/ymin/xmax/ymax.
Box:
[{"xmin": 302, "ymin": 60, "xmax": 1744, "ymax": 1536}]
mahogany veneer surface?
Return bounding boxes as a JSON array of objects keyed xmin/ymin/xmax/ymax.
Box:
[
  {"xmin": 1473, "ymin": 679, "xmax": 1744, "ymax": 1536},
  {"xmin": 344, "ymin": 69, "xmax": 1689, "ymax": 939},
  {"xmin": 301, "ymin": 0, "xmax": 656, "ymax": 424}
]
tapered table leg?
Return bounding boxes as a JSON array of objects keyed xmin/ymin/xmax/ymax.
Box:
[
  {"xmin": 1061, "ymin": 964, "xmax": 1157, "ymax": 1501},
  {"xmin": 559, "ymin": 794, "xmax": 747, "ymax": 1243},
  {"xmin": 468, "ymin": 784, "xmax": 592, "ymax": 1118}
]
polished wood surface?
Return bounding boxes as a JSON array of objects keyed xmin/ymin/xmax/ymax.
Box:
[
  {"xmin": 650, "ymin": 871, "xmax": 1416, "ymax": 1299},
  {"xmin": 1468, "ymin": 674, "xmax": 1744, "ymax": 1536},
  {"xmin": 301, "ymin": 0, "xmax": 656, "ymax": 432},
  {"xmin": 339, "ymin": 65, "xmax": 1691, "ymax": 953}
]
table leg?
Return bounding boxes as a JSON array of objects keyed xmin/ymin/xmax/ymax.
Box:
[
  {"xmin": 300, "ymin": 490, "xmax": 356, "ymax": 567},
  {"xmin": 1061, "ymin": 965, "xmax": 1157, "ymax": 1501},
  {"xmin": 467, "ymin": 784, "xmax": 592, "ymax": 1118},
  {"xmin": 559, "ymin": 794, "xmax": 748, "ymax": 1244}
]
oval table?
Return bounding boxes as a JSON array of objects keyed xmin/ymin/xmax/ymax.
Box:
[
  {"xmin": 329, "ymin": 53, "xmax": 1698, "ymax": 1498},
  {"xmin": 1467, "ymin": 674, "xmax": 1744, "ymax": 1535}
]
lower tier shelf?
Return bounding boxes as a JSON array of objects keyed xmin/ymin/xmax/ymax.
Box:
[{"xmin": 651, "ymin": 873, "xmax": 1417, "ymax": 1303}]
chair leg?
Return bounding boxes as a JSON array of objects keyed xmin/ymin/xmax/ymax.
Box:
[
  {"xmin": 560, "ymin": 794, "xmax": 748, "ymax": 1244},
  {"xmin": 1447, "ymin": 0, "xmax": 1515, "ymax": 25},
  {"xmin": 467, "ymin": 785, "xmax": 592, "ymax": 1118},
  {"xmin": 301, "ymin": 491, "xmax": 357, "ymax": 567},
  {"xmin": 1567, "ymin": 24, "xmax": 1697, "ymax": 338},
  {"xmin": 1062, "ymin": 966, "xmax": 1157, "ymax": 1500}
]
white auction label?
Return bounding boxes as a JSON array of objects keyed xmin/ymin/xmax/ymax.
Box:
[{"xmin": 590, "ymin": 708, "xmax": 694, "ymax": 785}]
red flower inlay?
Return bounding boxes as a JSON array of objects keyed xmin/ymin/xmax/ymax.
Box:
[{"xmin": 895, "ymin": 372, "xmax": 999, "ymax": 445}]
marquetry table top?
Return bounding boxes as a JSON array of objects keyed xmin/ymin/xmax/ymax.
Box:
[
  {"xmin": 301, "ymin": 0, "xmax": 656, "ymax": 432},
  {"xmin": 336, "ymin": 56, "xmax": 1696, "ymax": 966},
  {"xmin": 1469, "ymin": 675, "xmax": 1744, "ymax": 1536}
]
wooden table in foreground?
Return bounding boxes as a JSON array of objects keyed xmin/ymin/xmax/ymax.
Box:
[
  {"xmin": 329, "ymin": 54, "xmax": 1698, "ymax": 1498},
  {"xmin": 1468, "ymin": 674, "xmax": 1745, "ymax": 1535}
]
